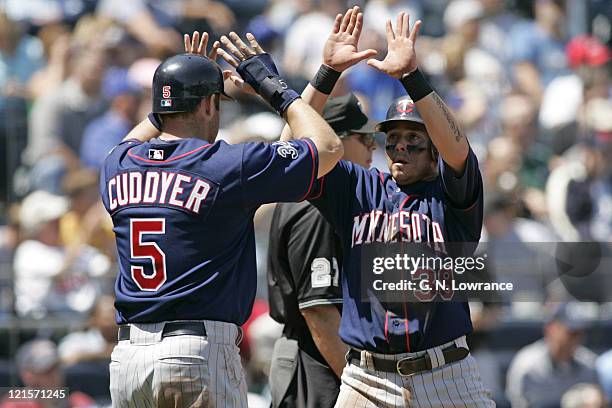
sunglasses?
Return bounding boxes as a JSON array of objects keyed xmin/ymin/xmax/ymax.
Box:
[{"xmin": 340, "ymin": 132, "xmax": 376, "ymax": 149}]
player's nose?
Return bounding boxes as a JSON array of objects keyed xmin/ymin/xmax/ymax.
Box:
[{"xmin": 395, "ymin": 141, "xmax": 407, "ymax": 152}]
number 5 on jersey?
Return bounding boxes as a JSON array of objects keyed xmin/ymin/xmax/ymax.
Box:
[{"xmin": 130, "ymin": 218, "xmax": 167, "ymax": 291}]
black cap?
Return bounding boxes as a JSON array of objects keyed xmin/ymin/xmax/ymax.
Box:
[
  {"xmin": 376, "ymin": 96, "xmax": 425, "ymax": 132},
  {"xmin": 322, "ymin": 93, "xmax": 377, "ymax": 134},
  {"xmin": 152, "ymin": 53, "xmax": 231, "ymax": 114}
]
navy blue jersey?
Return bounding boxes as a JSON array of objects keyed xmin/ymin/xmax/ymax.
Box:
[
  {"xmin": 100, "ymin": 137, "xmax": 318, "ymax": 325},
  {"xmin": 308, "ymin": 149, "xmax": 483, "ymax": 353}
]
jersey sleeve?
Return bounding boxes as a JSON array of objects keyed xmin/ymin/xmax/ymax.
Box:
[
  {"xmin": 241, "ymin": 139, "xmax": 318, "ymax": 207},
  {"xmin": 99, "ymin": 139, "xmax": 142, "ymax": 211},
  {"xmin": 439, "ymin": 148, "xmax": 484, "ymax": 239},
  {"xmin": 287, "ymin": 206, "xmax": 343, "ymax": 309},
  {"xmin": 307, "ymin": 160, "xmax": 356, "ymax": 238}
]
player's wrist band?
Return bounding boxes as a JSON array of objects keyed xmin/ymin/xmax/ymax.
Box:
[
  {"xmin": 148, "ymin": 112, "xmax": 162, "ymax": 132},
  {"xmin": 400, "ymin": 68, "xmax": 433, "ymax": 102},
  {"xmin": 310, "ymin": 64, "xmax": 341, "ymax": 95},
  {"xmin": 236, "ymin": 54, "xmax": 300, "ymax": 116}
]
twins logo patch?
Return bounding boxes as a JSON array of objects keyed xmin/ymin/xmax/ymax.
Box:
[
  {"xmin": 273, "ymin": 141, "xmax": 298, "ymax": 159},
  {"xmin": 396, "ymin": 98, "xmax": 415, "ymax": 114}
]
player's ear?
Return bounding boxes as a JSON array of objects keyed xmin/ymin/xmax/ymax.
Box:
[{"xmin": 203, "ymin": 94, "xmax": 218, "ymax": 116}]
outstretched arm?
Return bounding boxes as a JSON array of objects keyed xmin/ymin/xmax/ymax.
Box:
[
  {"xmin": 280, "ymin": 6, "xmax": 376, "ymax": 141},
  {"xmin": 368, "ymin": 12, "xmax": 470, "ymax": 174},
  {"xmin": 218, "ymin": 33, "xmax": 343, "ymax": 178}
]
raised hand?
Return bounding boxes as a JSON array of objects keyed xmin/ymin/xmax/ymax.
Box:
[
  {"xmin": 183, "ymin": 31, "xmax": 219, "ymax": 60},
  {"xmin": 216, "ymin": 32, "xmax": 265, "ymax": 96},
  {"xmin": 323, "ymin": 6, "xmax": 377, "ymax": 72},
  {"xmin": 367, "ymin": 12, "xmax": 422, "ymax": 78}
]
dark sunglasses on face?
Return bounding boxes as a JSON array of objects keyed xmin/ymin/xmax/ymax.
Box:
[{"xmin": 340, "ymin": 132, "xmax": 376, "ymax": 149}]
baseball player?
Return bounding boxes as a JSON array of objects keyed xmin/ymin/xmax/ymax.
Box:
[
  {"xmin": 284, "ymin": 12, "xmax": 494, "ymax": 407},
  {"xmin": 100, "ymin": 31, "xmax": 343, "ymax": 407},
  {"xmin": 264, "ymin": 8, "xmax": 378, "ymax": 408},
  {"xmin": 268, "ymin": 94, "xmax": 378, "ymax": 408}
]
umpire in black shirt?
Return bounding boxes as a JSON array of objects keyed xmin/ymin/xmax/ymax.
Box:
[{"xmin": 267, "ymin": 93, "xmax": 378, "ymax": 408}]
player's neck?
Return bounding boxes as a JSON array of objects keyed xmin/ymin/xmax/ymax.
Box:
[{"xmin": 160, "ymin": 123, "xmax": 214, "ymax": 142}]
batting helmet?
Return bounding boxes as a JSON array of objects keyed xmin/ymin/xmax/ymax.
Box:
[
  {"xmin": 152, "ymin": 53, "xmax": 231, "ymax": 114},
  {"xmin": 375, "ymin": 96, "xmax": 425, "ymax": 133}
]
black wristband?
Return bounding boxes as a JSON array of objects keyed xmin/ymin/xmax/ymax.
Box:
[
  {"xmin": 148, "ymin": 112, "xmax": 162, "ymax": 132},
  {"xmin": 399, "ymin": 69, "xmax": 433, "ymax": 102},
  {"xmin": 259, "ymin": 77, "xmax": 301, "ymax": 116},
  {"xmin": 310, "ymin": 64, "xmax": 341, "ymax": 95}
]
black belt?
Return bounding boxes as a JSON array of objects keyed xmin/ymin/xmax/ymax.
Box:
[
  {"xmin": 346, "ymin": 345, "xmax": 469, "ymax": 377},
  {"xmin": 118, "ymin": 322, "xmax": 207, "ymax": 341}
]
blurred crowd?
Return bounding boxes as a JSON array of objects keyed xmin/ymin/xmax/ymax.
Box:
[{"xmin": 0, "ymin": 0, "xmax": 609, "ymax": 407}]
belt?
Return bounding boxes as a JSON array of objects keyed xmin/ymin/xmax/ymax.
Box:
[
  {"xmin": 346, "ymin": 345, "xmax": 469, "ymax": 377},
  {"xmin": 118, "ymin": 322, "xmax": 207, "ymax": 341}
]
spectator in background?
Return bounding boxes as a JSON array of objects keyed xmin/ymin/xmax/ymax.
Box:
[
  {"xmin": 0, "ymin": 12, "xmax": 45, "ymax": 103},
  {"xmin": 539, "ymin": 35, "xmax": 611, "ymax": 152},
  {"xmin": 95, "ymin": 0, "xmax": 181, "ymax": 57},
  {"xmin": 58, "ymin": 295, "xmax": 117, "ymax": 366},
  {"xmin": 494, "ymin": 93, "xmax": 552, "ymax": 219},
  {"xmin": 127, "ymin": 57, "xmax": 162, "ymax": 120},
  {"xmin": 80, "ymin": 69, "xmax": 141, "ymax": 170},
  {"xmin": 282, "ymin": 0, "xmax": 342, "ymax": 86},
  {"xmin": 510, "ymin": 0, "xmax": 570, "ymax": 104},
  {"xmin": 26, "ymin": 23, "xmax": 71, "ymax": 100},
  {"xmin": 60, "ymin": 169, "xmax": 116, "ymax": 260},
  {"xmin": 506, "ymin": 303, "xmax": 599, "ymax": 408},
  {"xmin": 425, "ymin": 0, "xmax": 505, "ymax": 153},
  {"xmin": 478, "ymin": 0, "xmax": 521, "ymax": 65},
  {"xmin": 0, "ymin": 12, "xmax": 44, "ymax": 205},
  {"xmin": 13, "ymin": 190, "xmax": 110, "ymax": 318},
  {"xmin": 482, "ymin": 192, "xmax": 558, "ymax": 301},
  {"xmin": 25, "ymin": 48, "xmax": 108, "ymax": 194},
  {"xmin": 546, "ymin": 99, "xmax": 611, "ymax": 242},
  {"xmin": 0, "ymin": 339, "xmax": 96, "ymax": 408}
]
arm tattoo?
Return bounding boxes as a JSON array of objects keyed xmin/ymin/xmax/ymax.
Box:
[{"xmin": 432, "ymin": 92, "xmax": 464, "ymax": 142}]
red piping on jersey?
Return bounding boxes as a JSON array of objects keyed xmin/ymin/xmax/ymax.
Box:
[
  {"xmin": 457, "ymin": 195, "xmax": 480, "ymax": 212},
  {"xmin": 297, "ymin": 140, "xmax": 317, "ymax": 201},
  {"xmin": 127, "ymin": 144, "xmax": 211, "ymax": 164},
  {"xmin": 378, "ymin": 170, "xmax": 385, "ymax": 185},
  {"xmin": 309, "ymin": 175, "xmax": 325, "ymax": 200},
  {"xmin": 384, "ymin": 311, "xmax": 389, "ymax": 341}
]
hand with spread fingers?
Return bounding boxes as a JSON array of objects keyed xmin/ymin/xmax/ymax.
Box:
[
  {"xmin": 183, "ymin": 31, "xmax": 220, "ymax": 60},
  {"xmin": 217, "ymin": 31, "xmax": 267, "ymax": 69},
  {"xmin": 367, "ymin": 11, "xmax": 422, "ymax": 78},
  {"xmin": 323, "ymin": 6, "xmax": 377, "ymax": 72},
  {"xmin": 217, "ymin": 31, "xmax": 300, "ymax": 115}
]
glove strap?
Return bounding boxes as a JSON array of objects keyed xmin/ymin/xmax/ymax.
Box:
[{"xmin": 237, "ymin": 54, "xmax": 299, "ymax": 115}]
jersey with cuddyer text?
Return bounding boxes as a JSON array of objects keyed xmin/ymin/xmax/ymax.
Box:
[
  {"xmin": 309, "ymin": 149, "xmax": 483, "ymax": 353},
  {"xmin": 100, "ymin": 137, "xmax": 318, "ymax": 325},
  {"xmin": 268, "ymin": 201, "xmax": 343, "ymax": 363}
]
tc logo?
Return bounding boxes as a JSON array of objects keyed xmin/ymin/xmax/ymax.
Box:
[
  {"xmin": 162, "ymin": 86, "xmax": 171, "ymax": 98},
  {"xmin": 396, "ymin": 99, "xmax": 415, "ymax": 114}
]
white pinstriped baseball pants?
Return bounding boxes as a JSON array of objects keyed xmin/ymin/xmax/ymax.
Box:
[
  {"xmin": 334, "ymin": 336, "xmax": 495, "ymax": 408},
  {"xmin": 109, "ymin": 320, "xmax": 247, "ymax": 408}
]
